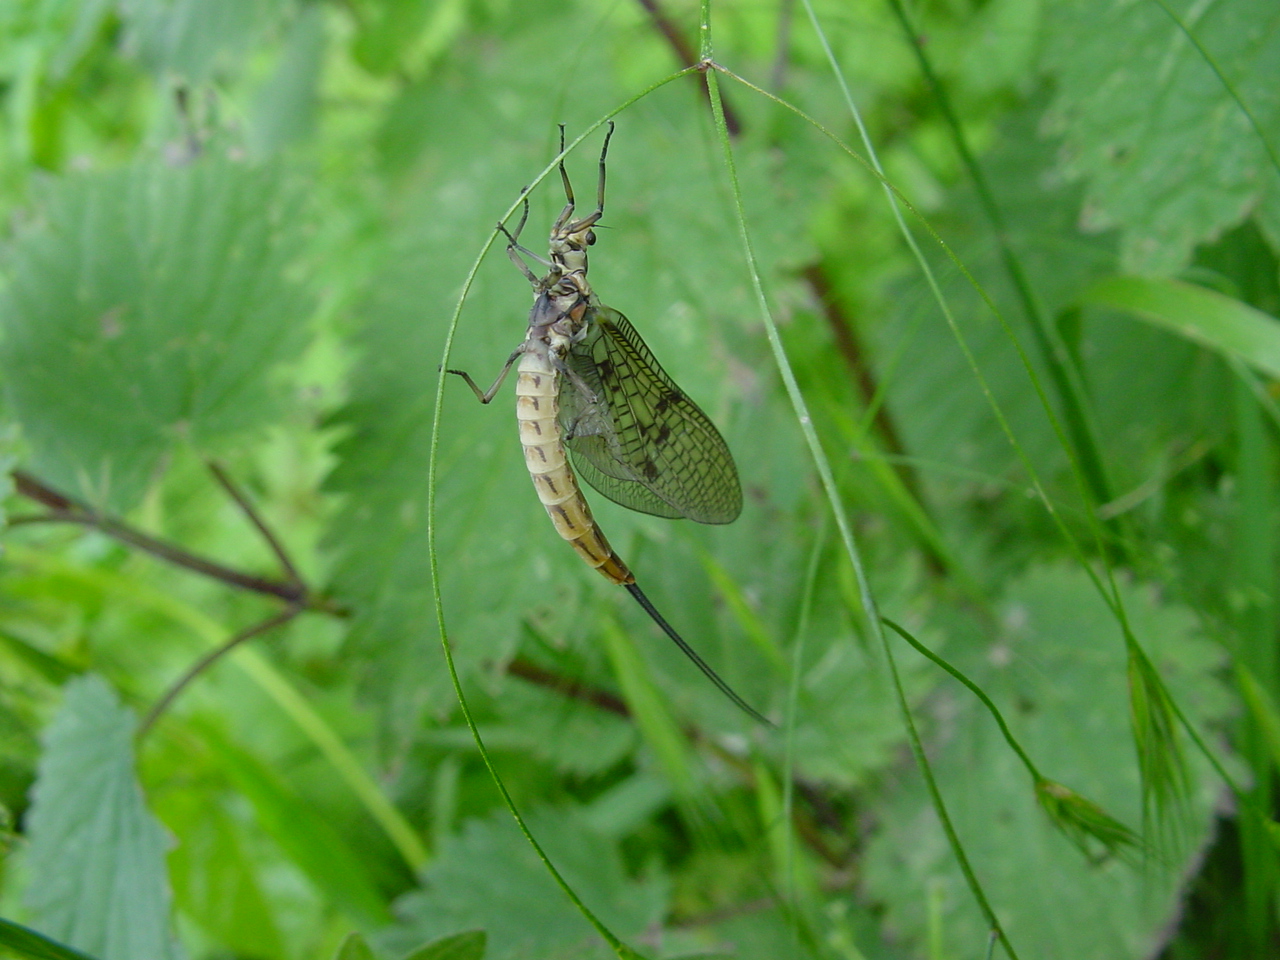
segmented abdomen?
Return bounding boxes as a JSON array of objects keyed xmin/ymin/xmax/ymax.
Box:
[{"xmin": 515, "ymin": 350, "xmax": 634, "ymax": 586}]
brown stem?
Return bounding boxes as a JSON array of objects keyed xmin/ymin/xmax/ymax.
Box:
[
  {"xmin": 137, "ymin": 606, "xmax": 301, "ymax": 738},
  {"xmin": 207, "ymin": 459, "xmax": 303, "ymax": 585},
  {"xmin": 11, "ymin": 470, "xmax": 312, "ymax": 606},
  {"xmin": 506, "ymin": 657, "xmax": 632, "ymax": 716},
  {"xmin": 634, "ymin": 0, "xmax": 742, "ymax": 135}
]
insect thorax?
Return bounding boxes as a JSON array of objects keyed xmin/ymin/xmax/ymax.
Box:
[
  {"xmin": 528, "ymin": 272, "xmax": 591, "ymax": 343},
  {"xmin": 547, "ymin": 218, "xmax": 594, "ymax": 277}
]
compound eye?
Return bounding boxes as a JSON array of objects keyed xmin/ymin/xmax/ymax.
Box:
[{"xmin": 585, "ymin": 230, "xmax": 596, "ymax": 246}]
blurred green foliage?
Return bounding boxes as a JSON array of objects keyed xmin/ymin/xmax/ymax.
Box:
[{"xmin": 0, "ymin": 1, "xmax": 1277, "ymax": 958}]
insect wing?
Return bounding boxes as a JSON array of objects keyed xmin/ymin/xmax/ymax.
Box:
[{"xmin": 562, "ymin": 305, "xmax": 742, "ymax": 524}]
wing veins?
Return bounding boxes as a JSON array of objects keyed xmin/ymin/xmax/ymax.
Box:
[{"xmin": 563, "ymin": 306, "xmax": 741, "ymax": 524}]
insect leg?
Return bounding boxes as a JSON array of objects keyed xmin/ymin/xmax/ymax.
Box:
[
  {"xmin": 551, "ymin": 124, "xmax": 577, "ymax": 235},
  {"xmin": 446, "ymin": 345, "xmax": 525, "ymax": 404},
  {"xmin": 593, "ymin": 120, "xmax": 615, "ymax": 221},
  {"xmin": 499, "ymin": 196, "xmax": 551, "ymax": 285},
  {"xmin": 505, "ymin": 190, "xmax": 530, "ymax": 244},
  {"xmin": 562, "ymin": 121, "xmax": 615, "ymax": 235}
]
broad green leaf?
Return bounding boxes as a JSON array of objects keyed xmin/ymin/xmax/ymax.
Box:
[
  {"xmin": 1043, "ymin": 0, "xmax": 1280, "ymax": 273},
  {"xmin": 23, "ymin": 675, "xmax": 180, "ymax": 960},
  {"xmin": 0, "ymin": 158, "xmax": 313, "ymax": 511},
  {"xmin": 380, "ymin": 808, "xmax": 666, "ymax": 960},
  {"xmin": 865, "ymin": 96, "xmax": 1121, "ymax": 502},
  {"xmin": 118, "ymin": 0, "xmax": 291, "ymax": 82},
  {"xmin": 402, "ymin": 931, "xmax": 487, "ymax": 960},
  {"xmin": 0, "ymin": 918, "xmax": 101, "ymax": 960},
  {"xmin": 333, "ymin": 932, "xmax": 375, "ymax": 960},
  {"xmin": 417, "ymin": 680, "xmax": 638, "ymax": 777},
  {"xmin": 1079, "ymin": 275, "xmax": 1280, "ymax": 378},
  {"xmin": 246, "ymin": 4, "xmax": 325, "ymax": 157},
  {"xmin": 322, "ymin": 25, "xmax": 801, "ymax": 735},
  {"xmin": 867, "ymin": 96, "xmax": 1233, "ymax": 521},
  {"xmin": 862, "ymin": 565, "xmax": 1232, "ymax": 958},
  {"xmin": 192, "ymin": 722, "xmax": 392, "ymax": 927},
  {"xmin": 156, "ymin": 783, "xmax": 286, "ymax": 960}
]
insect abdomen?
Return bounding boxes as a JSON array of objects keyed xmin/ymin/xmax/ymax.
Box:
[{"xmin": 516, "ymin": 354, "xmax": 634, "ymax": 586}]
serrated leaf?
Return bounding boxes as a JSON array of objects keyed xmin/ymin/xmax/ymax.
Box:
[
  {"xmin": 862, "ymin": 565, "xmax": 1232, "ymax": 959},
  {"xmin": 322, "ymin": 27, "xmax": 795, "ymax": 734},
  {"xmin": 0, "ymin": 158, "xmax": 312, "ymax": 511},
  {"xmin": 1044, "ymin": 0, "xmax": 1280, "ymax": 273},
  {"xmin": 118, "ymin": 0, "xmax": 290, "ymax": 82},
  {"xmin": 380, "ymin": 808, "xmax": 666, "ymax": 960},
  {"xmin": 23, "ymin": 675, "xmax": 180, "ymax": 960},
  {"xmin": 869, "ymin": 96, "xmax": 1121, "ymax": 496},
  {"xmin": 871, "ymin": 95, "xmax": 1234, "ymax": 506}
]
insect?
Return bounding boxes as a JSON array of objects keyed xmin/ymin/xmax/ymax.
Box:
[{"xmin": 448, "ymin": 123, "xmax": 769, "ymax": 725}]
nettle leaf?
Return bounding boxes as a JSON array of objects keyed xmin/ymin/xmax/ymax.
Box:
[
  {"xmin": 1043, "ymin": 0, "xmax": 1280, "ymax": 273},
  {"xmin": 118, "ymin": 0, "xmax": 292, "ymax": 82},
  {"xmin": 862, "ymin": 564, "xmax": 1232, "ymax": 959},
  {"xmin": 869, "ymin": 98, "xmax": 1119, "ymax": 496},
  {"xmin": 323, "ymin": 28, "xmax": 801, "ymax": 734},
  {"xmin": 871, "ymin": 94, "xmax": 1232, "ymax": 511},
  {"xmin": 0, "ymin": 157, "xmax": 313, "ymax": 511},
  {"xmin": 381, "ymin": 808, "xmax": 666, "ymax": 960},
  {"xmin": 23, "ymin": 675, "xmax": 180, "ymax": 960}
]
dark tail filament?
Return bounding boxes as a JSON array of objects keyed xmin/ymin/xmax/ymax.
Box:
[{"xmin": 625, "ymin": 582, "xmax": 773, "ymax": 727}]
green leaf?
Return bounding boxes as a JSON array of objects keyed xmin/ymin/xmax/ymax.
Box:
[
  {"xmin": 155, "ymin": 780, "xmax": 286, "ymax": 959},
  {"xmin": 382, "ymin": 808, "xmax": 666, "ymax": 960},
  {"xmin": 0, "ymin": 423, "xmax": 16, "ymax": 529},
  {"xmin": 1236, "ymin": 663, "xmax": 1280, "ymax": 777},
  {"xmin": 1043, "ymin": 0, "xmax": 1280, "ymax": 273},
  {"xmin": 0, "ymin": 158, "xmax": 313, "ymax": 511},
  {"xmin": 867, "ymin": 96, "xmax": 1121, "ymax": 498},
  {"xmin": 23, "ymin": 675, "xmax": 180, "ymax": 960},
  {"xmin": 118, "ymin": 0, "xmax": 291, "ymax": 82},
  {"xmin": 194, "ymin": 721, "xmax": 392, "ymax": 927},
  {"xmin": 869, "ymin": 95, "xmax": 1236, "ymax": 515},
  {"xmin": 1079, "ymin": 275, "xmax": 1280, "ymax": 377},
  {"xmin": 402, "ymin": 931, "xmax": 487, "ymax": 960},
  {"xmin": 246, "ymin": 5, "xmax": 325, "ymax": 157},
  {"xmin": 862, "ymin": 565, "xmax": 1232, "ymax": 958},
  {"xmin": 0, "ymin": 918, "xmax": 102, "ymax": 960},
  {"xmin": 333, "ymin": 932, "xmax": 375, "ymax": 960},
  {"xmin": 322, "ymin": 26, "xmax": 794, "ymax": 734}
]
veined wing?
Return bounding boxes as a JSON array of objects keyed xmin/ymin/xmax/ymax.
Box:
[{"xmin": 561, "ymin": 305, "xmax": 742, "ymax": 524}]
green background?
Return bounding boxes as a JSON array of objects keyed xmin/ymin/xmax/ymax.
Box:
[{"xmin": 0, "ymin": 1, "xmax": 1277, "ymax": 958}]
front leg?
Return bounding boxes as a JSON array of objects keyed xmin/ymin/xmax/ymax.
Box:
[{"xmin": 499, "ymin": 197, "xmax": 552, "ymax": 287}]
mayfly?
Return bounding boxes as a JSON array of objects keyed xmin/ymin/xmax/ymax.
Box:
[{"xmin": 448, "ymin": 124, "xmax": 769, "ymax": 725}]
